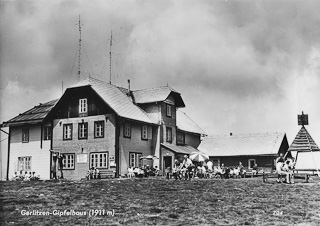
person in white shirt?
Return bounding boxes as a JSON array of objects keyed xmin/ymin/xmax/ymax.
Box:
[
  {"xmin": 206, "ymin": 160, "xmax": 213, "ymax": 173},
  {"xmin": 182, "ymin": 155, "xmax": 193, "ymax": 180}
]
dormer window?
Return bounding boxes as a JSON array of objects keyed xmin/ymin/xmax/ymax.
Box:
[
  {"xmin": 166, "ymin": 104, "xmax": 172, "ymax": 117},
  {"xmin": 79, "ymin": 98, "xmax": 88, "ymax": 114}
]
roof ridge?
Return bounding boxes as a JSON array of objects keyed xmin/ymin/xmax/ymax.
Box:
[{"xmin": 207, "ymin": 132, "xmax": 284, "ymax": 138}]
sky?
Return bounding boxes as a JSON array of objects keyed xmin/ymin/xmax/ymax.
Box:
[{"xmin": 1, "ymin": 0, "xmax": 320, "ymax": 147}]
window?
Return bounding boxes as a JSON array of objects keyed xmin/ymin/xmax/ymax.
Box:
[
  {"xmin": 18, "ymin": 157, "xmax": 31, "ymax": 171},
  {"xmin": 94, "ymin": 121, "xmax": 104, "ymax": 138},
  {"xmin": 90, "ymin": 152, "xmax": 108, "ymax": 168},
  {"xmin": 63, "ymin": 124, "xmax": 73, "ymax": 140},
  {"xmin": 43, "ymin": 126, "xmax": 51, "ymax": 140},
  {"xmin": 79, "ymin": 98, "xmax": 88, "ymax": 114},
  {"xmin": 129, "ymin": 153, "xmax": 142, "ymax": 168},
  {"xmin": 177, "ymin": 131, "xmax": 185, "ymax": 144},
  {"xmin": 124, "ymin": 122, "xmax": 131, "ymax": 138},
  {"xmin": 166, "ymin": 127, "xmax": 172, "ymax": 143},
  {"xmin": 248, "ymin": 159, "xmax": 256, "ymax": 169},
  {"xmin": 141, "ymin": 125, "xmax": 148, "ymax": 140},
  {"xmin": 61, "ymin": 154, "xmax": 75, "ymax": 170},
  {"xmin": 166, "ymin": 104, "xmax": 172, "ymax": 117},
  {"xmin": 22, "ymin": 128, "xmax": 29, "ymax": 143},
  {"xmin": 78, "ymin": 122, "xmax": 88, "ymax": 139}
]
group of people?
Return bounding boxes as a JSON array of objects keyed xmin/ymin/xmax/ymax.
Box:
[
  {"xmin": 11, "ymin": 171, "xmax": 40, "ymax": 181},
  {"xmin": 127, "ymin": 165, "xmax": 160, "ymax": 178},
  {"xmin": 165, "ymin": 156, "xmax": 252, "ymax": 180},
  {"xmin": 86, "ymin": 167, "xmax": 101, "ymax": 180},
  {"xmin": 276, "ymin": 153, "xmax": 296, "ymax": 184}
]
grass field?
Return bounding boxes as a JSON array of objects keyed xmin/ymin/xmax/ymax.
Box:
[{"xmin": 1, "ymin": 177, "xmax": 320, "ymax": 226}]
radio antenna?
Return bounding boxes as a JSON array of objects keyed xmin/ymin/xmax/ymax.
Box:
[
  {"xmin": 77, "ymin": 15, "xmax": 82, "ymax": 81},
  {"xmin": 109, "ymin": 30, "xmax": 113, "ymax": 84}
]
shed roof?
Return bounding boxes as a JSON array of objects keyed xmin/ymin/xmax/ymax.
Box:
[
  {"xmin": 198, "ymin": 132, "xmax": 286, "ymax": 157},
  {"xmin": 161, "ymin": 143, "xmax": 200, "ymax": 155},
  {"xmin": 132, "ymin": 86, "xmax": 185, "ymax": 107},
  {"xmin": 177, "ymin": 110, "xmax": 206, "ymax": 135},
  {"xmin": 288, "ymin": 126, "xmax": 319, "ymax": 152},
  {"xmin": 69, "ymin": 78, "xmax": 157, "ymax": 124},
  {"xmin": 4, "ymin": 99, "xmax": 58, "ymax": 126}
]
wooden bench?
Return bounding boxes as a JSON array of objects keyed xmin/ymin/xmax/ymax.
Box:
[
  {"xmin": 98, "ymin": 169, "xmax": 116, "ymax": 179},
  {"xmin": 263, "ymin": 172, "xmax": 310, "ymax": 183}
]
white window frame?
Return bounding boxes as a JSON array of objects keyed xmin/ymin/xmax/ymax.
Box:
[
  {"xmin": 62, "ymin": 154, "xmax": 75, "ymax": 170},
  {"xmin": 63, "ymin": 124, "xmax": 72, "ymax": 140},
  {"xmin": 124, "ymin": 122, "xmax": 131, "ymax": 138},
  {"xmin": 79, "ymin": 98, "xmax": 88, "ymax": 114},
  {"xmin": 18, "ymin": 156, "xmax": 31, "ymax": 171},
  {"xmin": 248, "ymin": 159, "xmax": 256, "ymax": 169},
  {"xmin": 141, "ymin": 125, "xmax": 148, "ymax": 140},
  {"xmin": 90, "ymin": 152, "xmax": 108, "ymax": 168},
  {"xmin": 22, "ymin": 128, "xmax": 29, "ymax": 143},
  {"xmin": 43, "ymin": 126, "xmax": 51, "ymax": 140},
  {"xmin": 94, "ymin": 121, "xmax": 104, "ymax": 138},
  {"xmin": 129, "ymin": 153, "xmax": 142, "ymax": 168},
  {"xmin": 78, "ymin": 122, "xmax": 88, "ymax": 139},
  {"xmin": 166, "ymin": 104, "xmax": 172, "ymax": 117}
]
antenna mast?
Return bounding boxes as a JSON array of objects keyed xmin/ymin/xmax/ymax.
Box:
[
  {"xmin": 78, "ymin": 15, "xmax": 82, "ymax": 81},
  {"xmin": 109, "ymin": 30, "xmax": 113, "ymax": 84}
]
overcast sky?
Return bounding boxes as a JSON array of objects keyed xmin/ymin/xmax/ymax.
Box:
[{"xmin": 1, "ymin": 0, "xmax": 320, "ymax": 145}]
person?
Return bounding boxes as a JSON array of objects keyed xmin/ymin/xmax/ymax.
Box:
[
  {"xmin": 24, "ymin": 171, "xmax": 30, "ymax": 181},
  {"xmin": 283, "ymin": 157, "xmax": 296, "ymax": 184},
  {"xmin": 51, "ymin": 152, "xmax": 58, "ymax": 179},
  {"xmin": 172, "ymin": 159, "xmax": 181, "ymax": 180},
  {"xmin": 57, "ymin": 153, "xmax": 64, "ymax": 179},
  {"xmin": 238, "ymin": 162, "xmax": 244, "ymax": 177},
  {"xmin": 252, "ymin": 164, "xmax": 258, "ymax": 176},
  {"xmin": 11, "ymin": 172, "xmax": 19, "ymax": 181},
  {"xmin": 224, "ymin": 166, "xmax": 230, "ymax": 179},
  {"xmin": 182, "ymin": 155, "xmax": 193, "ymax": 180},
  {"xmin": 275, "ymin": 153, "xmax": 285, "ymax": 183},
  {"xmin": 206, "ymin": 160, "xmax": 213, "ymax": 173},
  {"xmin": 165, "ymin": 166, "xmax": 171, "ymax": 180},
  {"xmin": 127, "ymin": 166, "xmax": 135, "ymax": 178},
  {"xmin": 94, "ymin": 168, "xmax": 100, "ymax": 179}
]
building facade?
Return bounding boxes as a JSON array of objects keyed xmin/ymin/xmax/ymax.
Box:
[{"xmin": 3, "ymin": 78, "xmax": 205, "ymax": 180}]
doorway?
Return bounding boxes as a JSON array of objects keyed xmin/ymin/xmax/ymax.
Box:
[{"xmin": 163, "ymin": 156, "xmax": 172, "ymax": 169}]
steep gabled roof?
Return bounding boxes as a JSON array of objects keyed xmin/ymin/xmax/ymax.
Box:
[
  {"xmin": 198, "ymin": 132, "xmax": 287, "ymax": 157},
  {"xmin": 161, "ymin": 143, "xmax": 199, "ymax": 155},
  {"xmin": 69, "ymin": 78, "xmax": 157, "ymax": 124},
  {"xmin": 288, "ymin": 126, "xmax": 319, "ymax": 152},
  {"xmin": 4, "ymin": 99, "xmax": 58, "ymax": 126},
  {"xmin": 132, "ymin": 86, "xmax": 185, "ymax": 107},
  {"xmin": 177, "ymin": 110, "xmax": 206, "ymax": 135}
]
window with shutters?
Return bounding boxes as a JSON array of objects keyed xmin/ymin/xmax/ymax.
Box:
[
  {"xmin": 63, "ymin": 124, "xmax": 72, "ymax": 140},
  {"xmin": 141, "ymin": 125, "xmax": 148, "ymax": 140},
  {"xmin": 94, "ymin": 121, "xmax": 104, "ymax": 138}
]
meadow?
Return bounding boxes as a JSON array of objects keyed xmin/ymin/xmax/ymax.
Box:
[{"xmin": 1, "ymin": 177, "xmax": 320, "ymax": 225}]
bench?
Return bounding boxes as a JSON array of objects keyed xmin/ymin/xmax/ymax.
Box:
[
  {"xmin": 263, "ymin": 172, "xmax": 310, "ymax": 183},
  {"xmin": 99, "ymin": 169, "xmax": 116, "ymax": 179}
]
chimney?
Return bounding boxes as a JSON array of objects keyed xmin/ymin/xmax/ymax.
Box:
[
  {"xmin": 127, "ymin": 79, "xmax": 131, "ymax": 94},
  {"xmin": 230, "ymin": 133, "xmax": 232, "ymax": 136}
]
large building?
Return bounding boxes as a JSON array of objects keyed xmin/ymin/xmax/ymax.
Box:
[{"xmin": 3, "ymin": 78, "xmax": 206, "ymax": 180}]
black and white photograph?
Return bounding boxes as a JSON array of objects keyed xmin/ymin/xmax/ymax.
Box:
[{"xmin": 1, "ymin": 0, "xmax": 320, "ymax": 225}]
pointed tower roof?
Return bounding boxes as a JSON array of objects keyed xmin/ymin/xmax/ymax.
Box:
[{"xmin": 288, "ymin": 126, "xmax": 320, "ymax": 152}]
